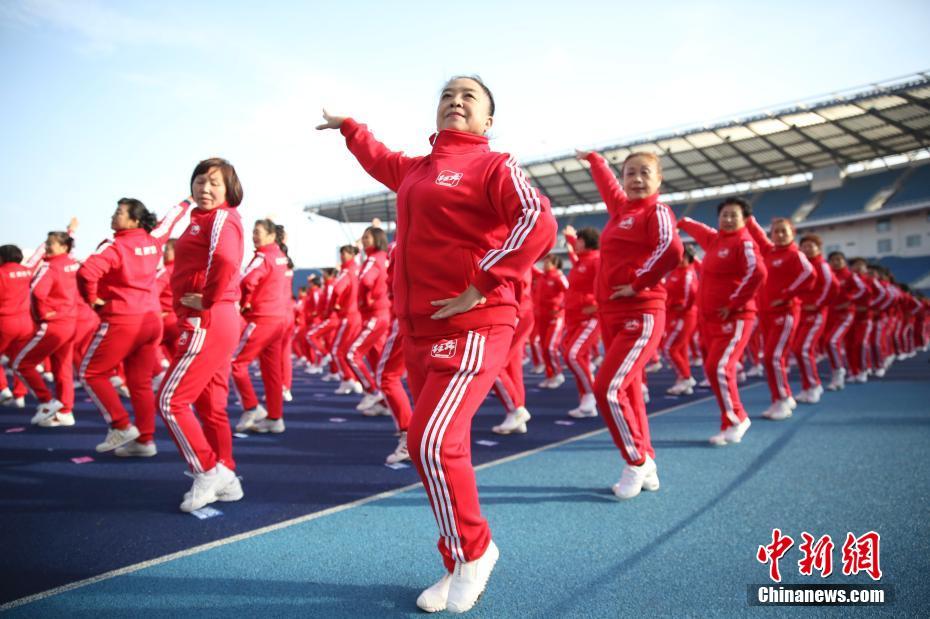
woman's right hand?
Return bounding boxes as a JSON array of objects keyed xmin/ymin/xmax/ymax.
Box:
[
  {"xmin": 575, "ymin": 149, "xmax": 594, "ymax": 161},
  {"xmin": 316, "ymin": 108, "xmax": 346, "ymax": 131},
  {"xmin": 562, "ymin": 224, "xmax": 576, "ymax": 237}
]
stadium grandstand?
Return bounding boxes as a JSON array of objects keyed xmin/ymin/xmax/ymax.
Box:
[{"xmin": 305, "ymin": 71, "xmax": 930, "ymax": 292}]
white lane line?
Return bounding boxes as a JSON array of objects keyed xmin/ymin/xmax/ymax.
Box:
[{"xmin": 0, "ymin": 387, "xmax": 758, "ymax": 611}]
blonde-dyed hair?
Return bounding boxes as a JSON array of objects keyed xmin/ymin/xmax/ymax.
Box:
[{"xmin": 622, "ymin": 151, "xmax": 663, "ymax": 175}]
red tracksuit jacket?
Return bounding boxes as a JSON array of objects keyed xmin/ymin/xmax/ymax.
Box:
[
  {"xmin": 0, "ymin": 262, "xmax": 32, "ymax": 317},
  {"xmin": 537, "ymin": 268, "xmax": 568, "ymax": 317},
  {"xmin": 156, "ymin": 260, "xmax": 175, "ymax": 314},
  {"xmin": 564, "ymin": 245, "xmax": 599, "ymax": 323},
  {"xmin": 358, "ymin": 247, "xmax": 390, "ymax": 316},
  {"xmin": 746, "ymin": 218, "xmax": 814, "ymax": 313},
  {"xmin": 831, "ymin": 266, "xmax": 867, "ymax": 311},
  {"xmin": 171, "ymin": 204, "xmax": 244, "ymax": 322},
  {"xmin": 332, "ymin": 259, "xmax": 360, "ymax": 320},
  {"xmin": 665, "ymin": 263, "xmax": 698, "ymax": 312},
  {"xmin": 77, "ymin": 228, "xmax": 163, "ymax": 320},
  {"xmin": 796, "ymin": 254, "xmax": 835, "ymax": 310},
  {"xmin": 678, "ymin": 219, "xmax": 767, "ymax": 322},
  {"xmin": 31, "ymin": 253, "xmax": 79, "ymax": 323},
  {"xmin": 340, "ymin": 119, "xmax": 557, "ymax": 337},
  {"xmin": 240, "ymin": 243, "xmax": 290, "ymax": 319},
  {"xmin": 585, "ymin": 153, "xmax": 683, "ymax": 314}
]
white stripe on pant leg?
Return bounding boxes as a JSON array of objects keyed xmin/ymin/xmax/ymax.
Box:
[
  {"xmin": 79, "ymin": 322, "xmax": 113, "ymax": 423},
  {"xmin": 331, "ymin": 320, "xmax": 349, "ymax": 378},
  {"xmin": 801, "ymin": 314, "xmax": 823, "ymax": 385},
  {"xmin": 548, "ymin": 317, "xmax": 564, "ymax": 373},
  {"xmin": 12, "ymin": 323, "xmax": 49, "ymax": 399},
  {"xmin": 418, "ymin": 332, "xmax": 478, "ymax": 563},
  {"xmin": 494, "ymin": 377, "xmax": 515, "ymax": 412},
  {"xmin": 663, "ymin": 318, "xmax": 685, "ymax": 376},
  {"xmin": 717, "ymin": 320, "xmax": 746, "ymax": 426},
  {"xmin": 431, "ymin": 332, "xmax": 485, "ymax": 563},
  {"xmin": 232, "ymin": 323, "xmax": 257, "ymax": 359},
  {"xmin": 861, "ymin": 321, "xmax": 873, "ymax": 371},
  {"xmin": 773, "ymin": 315, "xmax": 794, "ymax": 399},
  {"xmin": 829, "ymin": 314, "xmax": 850, "ymax": 370},
  {"xmin": 347, "ymin": 318, "xmax": 376, "ymax": 391},
  {"xmin": 605, "ymin": 314, "xmax": 654, "ymax": 463},
  {"xmin": 375, "ymin": 319, "xmax": 399, "ymax": 386},
  {"xmin": 158, "ymin": 328, "xmax": 207, "ymax": 473},
  {"xmin": 566, "ymin": 318, "xmax": 597, "ymax": 395}
]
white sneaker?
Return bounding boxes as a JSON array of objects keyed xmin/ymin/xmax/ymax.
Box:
[
  {"xmin": 537, "ymin": 377, "xmax": 553, "ymax": 388},
  {"xmin": 282, "ymin": 388, "xmax": 293, "ymax": 402},
  {"xmin": 737, "ymin": 371, "xmax": 748, "ymax": 384},
  {"xmin": 549, "ymin": 374, "xmax": 565, "ymax": 388},
  {"xmin": 385, "ymin": 432, "xmax": 409, "ymax": 464},
  {"xmin": 180, "ymin": 463, "xmax": 238, "ymax": 513},
  {"xmin": 347, "ymin": 380, "xmax": 364, "ymax": 394},
  {"xmin": 531, "ymin": 364, "xmax": 546, "ymax": 375},
  {"xmin": 304, "ymin": 364, "xmax": 323, "ymax": 375},
  {"xmin": 416, "ymin": 573, "xmax": 452, "ymax": 613},
  {"xmin": 42, "ymin": 371, "xmax": 54, "ymax": 383},
  {"xmin": 797, "ymin": 386, "xmax": 822, "ymax": 404},
  {"xmin": 11, "ymin": 397, "xmax": 25, "ymax": 409},
  {"xmin": 874, "ymin": 367, "xmax": 886, "ymax": 378},
  {"xmin": 335, "ymin": 380, "xmax": 363, "ymax": 395},
  {"xmin": 746, "ymin": 364, "xmax": 765, "ymax": 378},
  {"xmin": 641, "ymin": 383, "xmax": 650, "ymax": 403},
  {"xmin": 762, "ymin": 400, "xmax": 792, "ymax": 421},
  {"xmin": 446, "ymin": 540, "xmax": 500, "ymax": 614},
  {"xmin": 612, "ymin": 455, "xmax": 660, "ymax": 500},
  {"xmin": 31, "ymin": 400, "xmax": 64, "ymax": 424},
  {"xmin": 252, "ymin": 417, "xmax": 285, "ymax": 434},
  {"xmin": 723, "ymin": 418, "xmax": 751, "ymax": 443},
  {"xmin": 235, "ymin": 404, "xmax": 268, "ymax": 432},
  {"xmin": 0, "ymin": 387, "xmax": 12, "ymax": 404},
  {"xmin": 568, "ymin": 393, "xmax": 598, "ymax": 418},
  {"xmin": 96, "ymin": 425, "xmax": 141, "ymax": 452},
  {"xmin": 38, "ymin": 411, "xmax": 75, "ymax": 427},
  {"xmin": 709, "ymin": 431, "xmax": 728, "ymax": 446},
  {"xmin": 698, "ymin": 378, "xmax": 711, "ymax": 388},
  {"xmin": 361, "ymin": 402, "xmax": 392, "ymax": 417},
  {"xmin": 356, "ymin": 392, "xmax": 382, "ymax": 411},
  {"xmin": 492, "ymin": 407, "xmax": 531, "ymax": 435},
  {"xmin": 666, "ymin": 377, "xmax": 695, "ymax": 396},
  {"xmin": 115, "ymin": 441, "xmax": 158, "ymax": 458},
  {"xmin": 645, "ymin": 360, "xmax": 663, "ymax": 373},
  {"xmin": 785, "ymin": 396, "xmax": 797, "ymax": 410},
  {"xmin": 320, "ymin": 372, "xmax": 340, "ymax": 382},
  {"xmin": 826, "ymin": 369, "xmax": 846, "ymax": 391}
]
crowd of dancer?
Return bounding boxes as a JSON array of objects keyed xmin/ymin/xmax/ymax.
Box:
[{"xmin": 2, "ymin": 75, "xmax": 928, "ymax": 614}]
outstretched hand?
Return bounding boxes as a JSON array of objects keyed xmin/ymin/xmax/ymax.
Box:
[
  {"xmin": 430, "ymin": 285, "xmax": 486, "ymax": 320},
  {"xmin": 575, "ymin": 149, "xmax": 594, "ymax": 161},
  {"xmin": 316, "ymin": 108, "xmax": 347, "ymax": 131}
]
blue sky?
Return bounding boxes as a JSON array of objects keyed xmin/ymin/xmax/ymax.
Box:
[{"xmin": 1, "ymin": 0, "xmax": 929, "ymax": 266}]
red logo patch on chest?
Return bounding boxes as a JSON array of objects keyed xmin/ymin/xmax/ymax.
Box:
[
  {"xmin": 431, "ymin": 339, "xmax": 457, "ymax": 358},
  {"xmin": 435, "ymin": 170, "xmax": 463, "ymax": 187}
]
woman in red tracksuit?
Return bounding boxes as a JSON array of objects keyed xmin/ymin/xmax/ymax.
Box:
[
  {"xmin": 318, "ymin": 75, "xmax": 556, "ymax": 613},
  {"xmin": 579, "ymin": 148, "xmax": 683, "ymax": 500},
  {"xmin": 13, "ymin": 231, "xmax": 80, "ymax": 427},
  {"xmin": 846, "ymin": 258, "xmax": 879, "ymax": 383},
  {"xmin": 536, "ymin": 254, "xmax": 568, "ymax": 388},
  {"xmin": 0, "ymin": 245, "xmax": 34, "ymax": 409},
  {"xmin": 490, "ymin": 267, "xmax": 535, "ymax": 434},
  {"xmin": 232, "ymin": 219, "xmax": 291, "ymax": 434},
  {"xmin": 331, "ymin": 245, "xmax": 363, "ymax": 395},
  {"xmin": 663, "ymin": 244, "xmax": 699, "ymax": 396},
  {"xmin": 157, "ymin": 158, "xmax": 245, "ymax": 513},
  {"xmin": 561, "ymin": 225, "xmax": 601, "ymax": 417},
  {"xmin": 350, "ymin": 226, "xmax": 392, "ymax": 411},
  {"xmin": 77, "ymin": 197, "xmax": 191, "ymax": 456},
  {"xmin": 792, "ymin": 234, "xmax": 835, "ymax": 404},
  {"xmin": 746, "ymin": 216, "xmax": 814, "ymax": 420},
  {"xmin": 307, "ymin": 268, "xmax": 339, "ymax": 378},
  {"xmin": 678, "ymin": 198, "xmax": 766, "ymax": 446},
  {"xmin": 824, "ymin": 251, "xmax": 865, "ymax": 390}
]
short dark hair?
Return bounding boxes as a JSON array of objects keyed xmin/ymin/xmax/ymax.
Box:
[
  {"xmin": 446, "ymin": 75, "xmax": 495, "ymax": 116},
  {"xmin": 0, "ymin": 244, "xmax": 23, "ymax": 264},
  {"xmin": 48, "ymin": 231, "xmax": 73, "ymax": 253},
  {"xmin": 717, "ymin": 197, "xmax": 752, "ymax": 217},
  {"xmin": 190, "ymin": 158, "xmax": 243, "ymax": 207},
  {"xmin": 576, "ymin": 227, "xmax": 599, "ymax": 250},
  {"xmin": 339, "ymin": 244, "xmax": 359, "ymax": 256},
  {"xmin": 827, "ymin": 250, "xmax": 845, "ymax": 261},
  {"xmin": 683, "ymin": 243, "xmax": 696, "ymax": 263},
  {"xmin": 799, "ymin": 234, "xmax": 822, "ymax": 248},
  {"xmin": 117, "ymin": 198, "xmax": 157, "ymax": 233},
  {"xmin": 365, "ymin": 226, "xmax": 389, "ymax": 252},
  {"xmin": 546, "ymin": 254, "xmax": 563, "ymax": 270}
]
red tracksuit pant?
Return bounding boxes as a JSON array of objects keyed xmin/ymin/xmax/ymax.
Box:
[
  {"xmin": 157, "ymin": 303, "xmax": 240, "ymax": 473},
  {"xmin": 231, "ymin": 316, "xmax": 287, "ymax": 420},
  {"xmin": 14, "ymin": 319, "xmax": 76, "ymax": 412},
  {"xmin": 72, "ymin": 312, "xmax": 101, "ymax": 375},
  {"xmin": 846, "ymin": 315, "xmax": 872, "ymax": 376},
  {"xmin": 492, "ymin": 306, "xmax": 534, "ymax": 412},
  {"xmin": 793, "ymin": 310, "xmax": 827, "ymax": 390},
  {"xmin": 80, "ymin": 314, "xmax": 162, "ymax": 442},
  {"xmin": 0, "ymin": 313, "xmax": 33, "ymax": 398},
  {"xmin": 560, "ymin": 316, "xmax": 599, "ymax": 398},
  {"xmin": 406, "ymin": 324, "xmax": 512, "ymax": 571},
  {"xmin": 663, "ymin": 310, "xmax": 696, "ymax": 381},
  {"xmin": 375, "ymin": 318, "xmax": 412, "ymax": 432},
  {"xmin": 702, "ymin": 317, "xmax": 755, "ymax": 430},
  {"xmin": 333, "ymin": 315, "xmax": 362, "ymax": 381},
  {"xmin": 539, "ymin": 313, "xmax": 565, "ymax": 378},
  {"xmin": 307, "ymin": 316, "xmax": 337, "ymax": 360},
  {"xmin": 348, "ymin": 312, "xmax": 390, "ymax": 393},
  {"xmin": 824, "ymin": 310, "xmax": 854, "ymax": 371},
  {"xmin": 281, "ymin": 321, "xmax": 294, "ymax": 391},
  {"xmin": 593, "ymin": 310, "xmax": 665, "ymax": 467},
  {"xmin": 761, "ymin": 310, "xmax": 799, "ymax": 402}
]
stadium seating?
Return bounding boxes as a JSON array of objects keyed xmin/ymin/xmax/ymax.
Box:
[
  {"xmin": 679, "ymin": 198, "xmax": 720, "ymax": 227},
  {"xmin": 752, "ymin": 186, "xmax": 814, "ymax": 222},
  {"xmin": 885, "ymin": 164, "xmax": 930, "ymax": 207},
  {"xmin": 872, "ymin": 255, "xmax": 930, "ymax": 287},
  {"xmin": 808, "ymin": 168, "xmax": 902, "ymax": 221}
]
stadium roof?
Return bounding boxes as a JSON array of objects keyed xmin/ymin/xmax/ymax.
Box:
[{"xmin": 305, "ymin": 72, "xmax": 930, "ymax": 222}]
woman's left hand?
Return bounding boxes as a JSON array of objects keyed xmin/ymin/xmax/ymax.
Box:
[
  {"xmin": 609, "ymin": 284, "xmax": 636, "ymax": 299},
  {"xmin": 430, "ymin": 285, "xmax": 486, "ymax": 320},
  {"xmin": 180, "ymin": 293, "xmax": 204, "ymax": 311}
]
